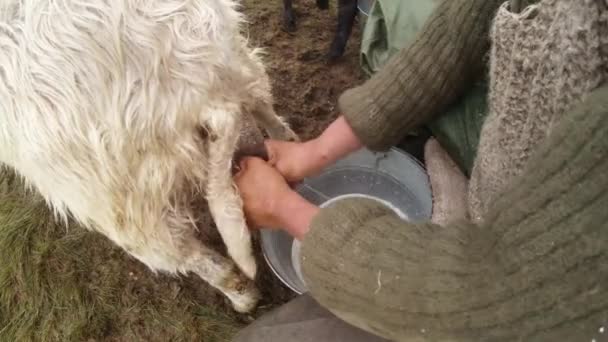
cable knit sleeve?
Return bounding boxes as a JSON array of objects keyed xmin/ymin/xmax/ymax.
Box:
[
  {"xmin": 339, "ymin": 0, "xmax": 502, "ymax": 151},
  {"xmin": 301, "ymin": 85, "xmax": 608, "ymax": 341}
]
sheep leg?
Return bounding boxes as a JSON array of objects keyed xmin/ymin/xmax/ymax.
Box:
[
  {"xmin": 184, "ymin": 241, "xmax": 260, "ymax": 313},
  {"xmin": 251, "ymin": 102, "xmax": 299, "ymax": 142},
  {"xmin": 282, "ymin": 0, "xmax": 296, "ymax": 32},
  {"xmin": 244, "ymin": 53, "xmax": 299, "ymax": 142},
  {"xmin": 327, "ymin": 0, "xmax": 358, "ymax": 62},
  {"xmin": 123, "ymin": 232, "xmax": 260, "ymax": 313},
  {"xmin": 205, "ymin": 115, "xmax": 257, "ymax": 280}
]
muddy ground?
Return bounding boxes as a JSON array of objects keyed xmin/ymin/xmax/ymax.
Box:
[
  {"xmin": 0, "ymin": 1, "xmax": 365, "ymax": 341},
  {"xmin": 243, "ymin": 0, "xmax": 364, "ymax": 140}
]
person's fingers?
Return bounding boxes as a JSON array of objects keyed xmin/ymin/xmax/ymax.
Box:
[
  {"xmin": 241, "ymin": 156, "xmax": 260, "ymax": 167},
  {"xmin": 264, "ymin": 140, "xmax": 279, "ymax": 166},
  {"xmin": 233, "ymin": 157, "xmax": 254, "ymax": 182},
  {"xmin": 238, "ymin": 156, "xmax": 272, "ymax": 175},
  {"xmin": 239, "ymin": 157, "xmax": 249, "ymax": 171},
  {"xmin": 234, "ymin": 168, "xmax": 244, "ymax": 183}
]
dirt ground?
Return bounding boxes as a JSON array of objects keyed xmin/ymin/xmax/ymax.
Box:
[
  {"xmin": 242, "ymin": 0, "xmax": 364, "ymax": 140},
  {"xmin": 0, "ymin": 1, "xmax": 364, "ymax": 341}
]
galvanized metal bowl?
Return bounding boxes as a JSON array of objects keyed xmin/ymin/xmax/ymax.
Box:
[{"xmin": 260, "ymin": 147, "xmax": 432, "ymax": 294}]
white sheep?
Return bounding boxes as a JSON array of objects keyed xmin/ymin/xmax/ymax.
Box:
[{"xmin": 0, "ymin": 0, "xmax": 297, "ymax": 313}]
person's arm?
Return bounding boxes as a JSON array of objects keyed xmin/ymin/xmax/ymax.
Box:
[
  {"xmin": 303, "ymin": 116, "xmax": 363, "ymax": 173},
  {"xmin": 300, "ymin": 85, "xmax": 608, "ymax": 341},
  {"xmin": 268, "ymin": 0, "xmax": 502, "ymax": 181},
  {"xmin": 338, "ymin": 0, "xmax": 503, "ymax": 151},
  {"xmin": 266, "ymin": 116, "xmax": 363, "ymax": 182}
]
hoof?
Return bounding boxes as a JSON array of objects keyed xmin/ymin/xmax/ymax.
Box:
[
  {"xmin": 283, "ymin": 22, "xmax": 296, "ymax": 32},
  {"xmin": 325, "ymin": 51, "xmax": 344, "ymax": 64},
  {"xmin": 231, "ymin": 282, "xmax": 261, "ymax": 313},
  {"xmin": 282, "ymin": 13, "xmax": 297, "ymax": 32}
]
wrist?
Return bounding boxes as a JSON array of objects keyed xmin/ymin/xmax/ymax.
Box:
[
  {"xmin": 274, "ymin": 190, "xmax": 319, "ymax": 240},
  {"xmin": 284, "ymin": 136, "xmax": 334, "ymax": 182},
  {"xmin": 306, "ymin": 137, "xmax": 333, "ymax": 171},
  {"xmin": 313, "ymin": 115, "xmax": 362, "ymax": 167}
]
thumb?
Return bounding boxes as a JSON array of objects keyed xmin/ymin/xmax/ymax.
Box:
[
  {"xmin": 233, "ymin": 158, "xmax": 249, "ymax": 180},
  {"xmin": 265, "ymin": 140, "xmax": 280, "ymax": 166},
  {"xmin": 239, "ymin": 157, "xmax": 249, "ymax": 171}
]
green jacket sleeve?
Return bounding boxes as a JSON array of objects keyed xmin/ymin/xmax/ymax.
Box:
[
  {"xmin": 301, "ymin": 85, "xmax": 608, "ymax": 341},
  {"xmin": 339, "ymin": 0, "xmax": 502, "ymax": 151}
]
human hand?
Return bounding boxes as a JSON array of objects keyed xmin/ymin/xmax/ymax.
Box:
[
  {"xmin": 265, "ymin": 139, "xmax": 328, "ymax": 183},
  {"xmin": 234, "ymin": 157, "xmax": 295, "ymax": 229},
  {"xmin": 266, "ymin": 116, "xmax": 363, "ymax": 183},
  {"xmin": 235, "ymin": 157, "xmax": 319, "ymax": 239}
]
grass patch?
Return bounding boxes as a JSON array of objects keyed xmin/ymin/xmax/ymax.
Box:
[{"xmin": 0, "ymin": 169, "xmax": 243, "ymax": 341}]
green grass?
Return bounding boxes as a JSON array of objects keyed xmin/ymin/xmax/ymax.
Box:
[{"xmin": 0, "ymin": 169, "xmax": 243, "ymax": 341}]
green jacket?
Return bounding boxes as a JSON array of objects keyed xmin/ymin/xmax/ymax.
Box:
[{"xmin": 301, "ymin": 0, "xmax": 608, "ymax": 341}]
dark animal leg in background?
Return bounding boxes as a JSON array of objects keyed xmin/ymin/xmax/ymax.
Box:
[
  {"xmin": 283, "ymin": 0, "xmax": 356, "ymax": 62},
  {"xmin": 327, "ymin": 0, "xmax": 358, "ymax": 62},
  {"xmin": 316, "ymin": 0, "xmax": 330, "ymax": 10},
  {"xmin": 282, "ymin": 0, "xmax": 296, "ymax": 32}
]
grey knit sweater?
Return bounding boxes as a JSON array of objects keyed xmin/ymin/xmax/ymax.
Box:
[{"xmin": 469, "ymin": 0, "xmax": 608, "ymax": 222}]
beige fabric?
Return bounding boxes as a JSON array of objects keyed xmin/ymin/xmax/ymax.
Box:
[
  {"xmin": 468, "ymin": 0, "xmax": 608, "ymax": 222},
  {"xmin": 424, "ymin": 138, "xmax": 469, "ymax": 226}
]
